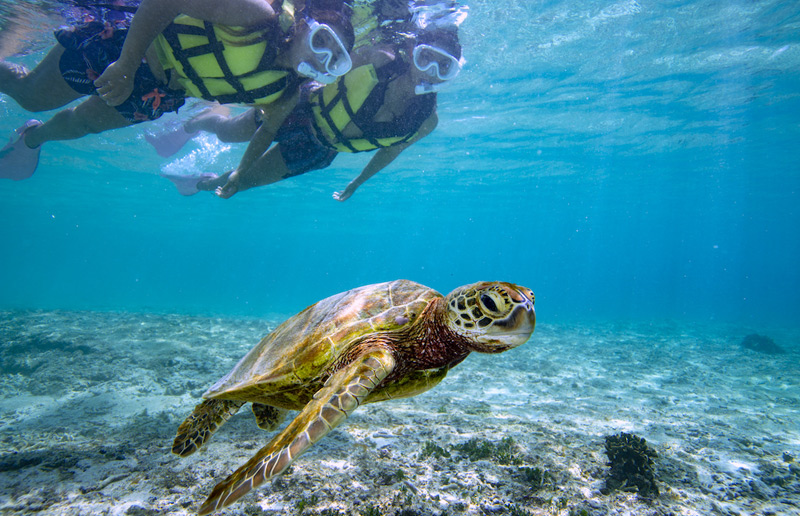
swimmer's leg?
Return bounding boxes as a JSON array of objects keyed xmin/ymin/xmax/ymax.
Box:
[
  {"xmin": 0, "ymin": 44, "xmax": 83, "ymax": 112},
  {"xmin": 185, "ymin": 107, "xmax": 258, "ymax": 143},
  {"xmin": 197, "ymin": 145, "xmax": 292, "ymax": 193},
  {"xmin": 24, "ymin": 96, "xmax": 132, "ymax": 148}
]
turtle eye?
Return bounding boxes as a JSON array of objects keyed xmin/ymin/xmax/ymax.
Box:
[{"xmin": 479, "ymin": 293, "xmax": 503, "ymax": 313}]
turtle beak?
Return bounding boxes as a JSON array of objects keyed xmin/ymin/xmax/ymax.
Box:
[
  {"xmin": 496, "ymin": 285, "xmax": 535, "ymax": 333},
  {"xmin": 472, "ymin": 287, "xmax": 535, "ymax": 353},
  {"xmin": 494, "ymin": 303, "xmax": 536, "ymax": 347}
]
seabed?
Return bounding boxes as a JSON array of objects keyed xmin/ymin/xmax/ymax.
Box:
[{"xmin": 0, "ymin": 310, "xmax": 798, "ymax": 515}]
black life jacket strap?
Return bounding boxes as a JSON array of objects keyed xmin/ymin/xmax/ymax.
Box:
[
  {"xmin": 345, "ymin": 59, "xmax": 411, "ymax": 145},
  {"xmin": 337, "ymin": 80, "xmax": 383, "ymax": 150},
  {"xmin": 160, "ymin": 22, "xmax": 215, "ymax": 100},
  {"xmin": 202, "ymin": 21, "xmax": 251, "ymax": 101},
  {"xmin": 211, "ymin": 75, "xmax": 290, "ymax": 105},
  {"xmin": 161, "ymin": 20, "xmax": 284, "ymax": 104},
  {"xmin": 312, "ymin": 82, "xmax": 359, "ymax": 152}
]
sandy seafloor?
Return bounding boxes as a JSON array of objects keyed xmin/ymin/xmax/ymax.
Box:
[{"xmin": 0, "ymin": 310, "xmax": 798, "ymax": 516}]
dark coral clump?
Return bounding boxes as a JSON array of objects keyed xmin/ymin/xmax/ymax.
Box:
[
  {"xmin": 601, "ymin": 432, "xmax": 659, "ymax": 498},
  {"xmin": 419, "ymin": 441, "xmax": 450, "ymax": 460},
  {"xmin": 453, "ymin": 436, "xmax": 523, "ymax": 465},
  {"xmin": 518, "ymin": 466, "xmax": 555, "ymax": 491},
  {"xmin": 741, "ymin": 333, "xmax": 785, "ymax": 354}
]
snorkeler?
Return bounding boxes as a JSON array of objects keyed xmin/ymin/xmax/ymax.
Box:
[
  {"xmin": 0, "ymin": 0, "xmax": 354, "ymax": 181},
  {"xmin": 146, "ymin": 0, "xmax": 415, "ymax": 159},
  {"xmin": 159, "ymin": 27, "xmax": 463, "ymax": 201}
]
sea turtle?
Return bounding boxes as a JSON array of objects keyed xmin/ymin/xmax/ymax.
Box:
[{"xmin": 173, "ymin": 279, "xmax": 536, "ymax": 514}]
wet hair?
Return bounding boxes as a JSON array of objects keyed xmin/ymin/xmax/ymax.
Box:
[
  {"xmin": 417, "ymin": 28, "xmax": 462, "ymax": 60},
  {"xmin": 301, "ymin": 0, "xmax": 356, "ymax": 51},
  {"xmin": 375, "ymin": 0, "xmax": 408, "ymax": 8},
  {"xmin": 374, "ymin": 0, "xmax": 412, "ymax": 22},
  {"xmin": 366, "ymin": 19, "xmax": 416, "ymax": 51},
  {"xmin": 306, "ymin": 0, "xmax": 352, "ymax": 11}
]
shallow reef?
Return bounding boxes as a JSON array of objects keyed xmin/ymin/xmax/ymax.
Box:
[{"xmin": 1, "ymin": 312, "xmax": 799, "ymax": 515}]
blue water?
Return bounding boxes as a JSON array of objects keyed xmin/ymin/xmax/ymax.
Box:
[{"xmin": 1, "ymin": 0, "xmax": 799, "ymax": 327}]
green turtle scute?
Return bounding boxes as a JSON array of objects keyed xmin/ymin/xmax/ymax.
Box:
[{"xmin": 203, "ymin": 279, "xmax": 437, "ymax": 407}]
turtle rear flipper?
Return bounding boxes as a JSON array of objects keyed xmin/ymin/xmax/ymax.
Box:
[
  {"xmin": 172, "ymin": 399, "xmax": 245, "ymax": 457},
  {"xmin": 252, "ymin": 403, "xmax": 288, "ymax": 431},
  {"xmin": 197, "ymin": 348, "xmax": 396, "ymax": 515}
]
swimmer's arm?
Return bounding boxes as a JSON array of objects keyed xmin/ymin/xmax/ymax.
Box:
[
  {"xmin": 96, "ymin": 0, "xmax": 277, "ymax": 105},
  {"xmin": 126, "ymin": 0, "xmax": 277, "ymax": 62},
  {"xmin": 237, "ymin": 92, "xmax": 298, "ymax": 174},
  {"xmin": 333, "ymin": 113, "xmax": 438, "ymax": 202},
  {"xmin": 332, "ymin": 146, "xmax": 404, "ymax": 202},
  {"xmin": 215, "ymin": 92, "xmax": 299, "ymax": 198}
]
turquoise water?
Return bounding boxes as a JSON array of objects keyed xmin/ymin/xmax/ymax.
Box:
[
  {"xmin": 1, "ymin": 5, "xmax": 800, "ymax": 515},
  {"xmin": 1, "ymin": 0, "xmax": 799, "ymax": 327}
]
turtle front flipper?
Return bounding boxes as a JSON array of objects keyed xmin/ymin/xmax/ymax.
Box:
[
  {"xmin": 197, "ymin": 348, "xmax": 396, "ymax": 515},
  {"xmin": 172, "ymin": 399, "xmax": 245, "ymax": 457}
]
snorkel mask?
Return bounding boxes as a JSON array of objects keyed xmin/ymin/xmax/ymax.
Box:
[
  {"xmin": 412, "ymin": 43, "xmax": 462, "ymax": 94},
  {"xmin": 297, "ymin": 20, "xmax": 353, "ymax": 84}
]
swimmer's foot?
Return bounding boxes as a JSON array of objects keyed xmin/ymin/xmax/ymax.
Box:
[
  {"xmin": 0, "ymin": 120, "xmax": 42, "ymax": 181},
  {"xmin": 196, "ymin": 170, "xmax": 232, "ymax": 191},
  {"xmin": 145, "ymin": 125, "xmax": 199, "ymax": 158},
  {"xmin": 160, "ymin": 170, "xmax": 220, "ymax": 196},
  {"xmin": 184, "ymin": 103, "xmax": 231, "ymax": 134},
  {"xmin": 146, "ymin": 104, "xmax": 231, "ymax": 157}
]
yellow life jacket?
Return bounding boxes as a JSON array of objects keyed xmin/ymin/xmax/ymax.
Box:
[
  {"xmin": 309, "ymin": 64, "xmax": 425, "ymax": 153},
  {"xmin": 154, "ymin": 15, "xmax": 292, "ymax": 105}
]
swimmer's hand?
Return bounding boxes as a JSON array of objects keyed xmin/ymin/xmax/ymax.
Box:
[
  {"xmin": 215, "ymin": 170, "xmax": 241, "ymax": 199},
  {"xmin": 333, "ymin": 188, "xmax": 353, "ymax": 202},
  {"xmin": 95, "ymin": 60, "xmax": 137, "ymax": 106}
]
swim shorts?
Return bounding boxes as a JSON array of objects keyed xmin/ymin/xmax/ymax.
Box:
[
  {"xmin": 55, "ymin": 21, "xmax": 185, "ymax": 123},
  {"xmin": 274, "ymin": 100, "xmax": 337, "ymax": 178}
]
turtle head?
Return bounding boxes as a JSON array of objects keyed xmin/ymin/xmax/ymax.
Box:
[{"xmin": 443, "ymin": 281, "xmax": 535, "ymax": 353}]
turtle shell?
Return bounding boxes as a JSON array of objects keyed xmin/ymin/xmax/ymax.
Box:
[{"xmin": 203, "ymin": 280, "xmax": 438, "ymax": 407}]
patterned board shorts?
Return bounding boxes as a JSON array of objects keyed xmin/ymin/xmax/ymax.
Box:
[
  {"xmin": 274, "ymin": 99, "xmax": 338, "ymax": 178},
  {"xmin": 55, "ymin": 21, "xmax": 185, "ymax": 123}
]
